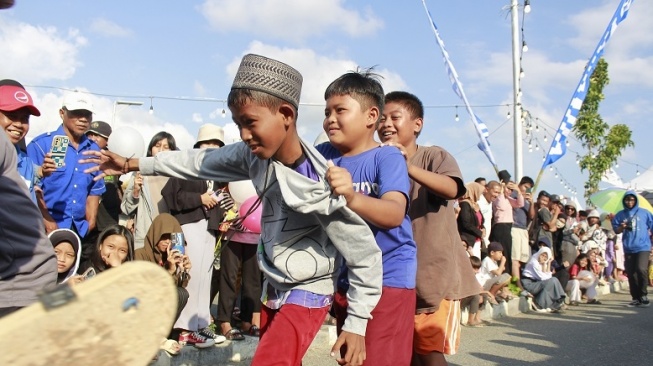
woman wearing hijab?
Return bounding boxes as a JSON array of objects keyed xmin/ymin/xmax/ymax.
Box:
[
  {"xmin": 458, "ymin": 182, "xmax": 485, "ymax": 258},
  {"xmin": 161, "ymin": 125, "xmax": 233, "ymax": 343},
  {"xmin": 521, "ymin": 246, "xmax": 566, "ymax": 312},
  {"xmin": 49, "ymin": 229, "xmax": 83, "ymax": 285},
  {"xmin": 136, "ymin": 213, "xmax": 220, "ymax": 349}
]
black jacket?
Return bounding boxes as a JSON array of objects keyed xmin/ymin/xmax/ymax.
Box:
[
  {"xmin": 457, "ymin": 201, "xmax": 484, "ymax": 247},
  {"xmin": 161, "ymin": 178, "xmax": 226, "ymax": 231}
]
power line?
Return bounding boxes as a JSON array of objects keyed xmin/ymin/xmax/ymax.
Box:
[{"xmin": 25, "ymin": 84, "xmax": 514, "ymax": 110}]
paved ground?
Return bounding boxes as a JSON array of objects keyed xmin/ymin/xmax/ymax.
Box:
[
  {"xmin": 154, "ymin": 286, "xmax": 653, "ymax": 365},
  {"xmin": 448, "ymin": 290, "xmax": 653, "ymax": 366}
]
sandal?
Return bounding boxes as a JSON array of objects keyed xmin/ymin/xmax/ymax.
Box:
[
  {"xmin": 223, "ymin": 328, "xmax": 245, "ymax": 341},
  {"xmin": 244, "ymin": 325, "xmax": 260, "ymax": 337},
  {"xmin": 160, "ymin": 338, "xmax": 181, "ymax": 356}
]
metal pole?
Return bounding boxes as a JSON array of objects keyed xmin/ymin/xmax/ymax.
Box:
[
  {"xmin": 111, "ymin": 100, "xmax": 143, "ymax": 126},
  {"xmin": 111, "ymin": 101, "xmax": 117, "ymax": 126},
  {"xmin": 510, "ymin": 0, "xmax": 523, "ymax": 180}
]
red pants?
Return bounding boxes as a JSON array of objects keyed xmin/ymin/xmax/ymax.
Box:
[
  {"xmin": 251, "ymin": 303, "xmax": 330, "ymax": 366},
  {"xmin": 334, "ymin": 286, "xmax": 416, "ymax": 366}
]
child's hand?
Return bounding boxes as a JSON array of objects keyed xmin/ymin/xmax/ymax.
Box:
[
  {"xmin": 326, "ymin": 160, "xmax": 355, "ymax": 203},
  {"xmin": 67, "ymin": 275, "xmax": 85, "ymax": 286},
  {"xmin": 102, "ymin": 250, "xmax": 123, "ymax": 268},
  {"xmin": 181, "ymin": 255, "xmax": 192, "ymax": 271},
  {"xmin": 201, "ymin": 191, "xmax": 218, "ymax": 210},
  {"xmin": 165, "ymin": 247, "xmax": 182, "ymax": 274},
  {"xmin": 379, "ymin": 142, "xmax": 408, "ymax": 161},
  {"xmin": 132, "ymin": 173, "xmax": 143, "ymax": 197},
  {"xmin": 331, "ymin": 331, "xmax": 365, "ymax": 366}
]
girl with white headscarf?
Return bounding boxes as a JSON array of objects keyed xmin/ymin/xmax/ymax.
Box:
[{"xmin": 521, "ymin": 246, "xmax": 566, "ymax": 312}]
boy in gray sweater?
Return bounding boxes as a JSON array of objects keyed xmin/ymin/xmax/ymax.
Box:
[{"xmin": 83, "ymin": 54, "xmax": 382, "ymax": 366}]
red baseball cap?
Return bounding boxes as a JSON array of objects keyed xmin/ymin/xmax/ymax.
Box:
[{"xmin": 0, "ymin": 84, "xmax": 41, "ymax": 116}]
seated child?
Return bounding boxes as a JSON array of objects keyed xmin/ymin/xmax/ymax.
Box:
[
  {"xmin": 521, "ymin": 246, "xmax": 566, "ymax": 312},
  {"xmin": 49, "ymin": 229, "xmax": 82, "ymax": 285},
  {"xmin": 478, "ymin": 242, "xmax": 513, "ymax": 301},
  {"xmin": 589, "ymin": 248, "xmax": 607, "ymax": 284},
  {"xmin": 566, "ymin": 253, "xmax": 601, "ymax": 305},
  {"xmin": 462, "ymin": 256, "xmax": 497, "ymax": 327},
  {"xmin": 135, "ymin": 213, "xmax": 213, "ymax": 349}
]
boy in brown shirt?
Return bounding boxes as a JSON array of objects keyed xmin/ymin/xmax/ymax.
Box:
[{"xmin": 378, "ymin": 91, "xmax": 479, "ymax": 366}]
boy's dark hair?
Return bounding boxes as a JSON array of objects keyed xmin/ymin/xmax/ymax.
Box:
[
  {"xmin": 487, "ymin": 241, "xmax": 503, "ymax": 253},
  {"xmin": 519, "ymin": 176, "xmax": 534, "ymax": 186},
  {"xmin": 385, "ymin": 91, "xmax": 424, "ymax": 119},
  {"xmin": 228, "ymin": 88, "xmax": 296, "ymax": 117},
  {"xmin": 385, "ymin": 91, "xmax": 424, "ymax": 137},
  {"xmin": 469, "ymin": 255, "xmax": 482, "ymax": 269},
  {"xmin": 324, "ymin": 68, "xmax": 384, "ymax": 125},
  {"xmin": 474, "ymin": 177, "xmax": 486, "ymax": 184}
]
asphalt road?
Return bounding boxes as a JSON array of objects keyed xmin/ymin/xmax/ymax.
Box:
[
  {"xmin": 300, "ymin": 290, "xmax": 653, "ymax": 366},
  {"xmin": 450, "ymin": 289, "xmax": 653, "ymax": 366}
]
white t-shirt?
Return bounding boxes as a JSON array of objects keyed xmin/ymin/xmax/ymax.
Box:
[
  {"xmin": 478, "ymin": 195, "xmax": 493, "ymax": 245},
  {"xmin": 479, "ymin": 256, "xmax": 499, "ymax": 286}
]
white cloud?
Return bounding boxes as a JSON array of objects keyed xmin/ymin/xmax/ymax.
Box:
[
  {"xmin": 191, "ymin": 112, "xmax": 203, "ymax": 124},
  {"xmin": 193, "ymin": 80, "xmax": 207, "ymax": 96},
  {"xmin": 24, "ymin": 89, "xmax": 196, "ymax": 152},
  {"xmin": 566, "ymin": 0, "xmax": 653, "ymax": 88},
  {"xmin": 225, "ymin": 41, "xmax": 407, "ymax": 141},
  {"xmin": 89, "ymin": 18, "xmax": 132, "ymax": 38},
  {"xmin": 0, "ymin": 17, "xmax": 86, "ymax": 83},
  {"xmin": 199, "ymin": 0, "xmax": 383, "ymax": 42}
]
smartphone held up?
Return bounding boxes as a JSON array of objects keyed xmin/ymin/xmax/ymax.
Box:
[{"xmin": 171, "ymin": 232, "xmax": 185, "ymax": 255}]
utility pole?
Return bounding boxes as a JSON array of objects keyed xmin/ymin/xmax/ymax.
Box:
[{"xmin": 510, "ymin": 0, "xmax": 524, "ymax": 180}]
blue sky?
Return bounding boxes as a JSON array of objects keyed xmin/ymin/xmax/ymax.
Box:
[{"xmin": 2, "ymin": 0, "xmax": 652, "ymax": 207}]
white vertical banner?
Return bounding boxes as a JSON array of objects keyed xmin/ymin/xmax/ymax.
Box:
[
  {"xmin": 421, "ymin": 0, "xmax": 498, "ymax": 170},
  {"xmin": 542, "ymin": 0, "xmax": 634, "ymax": 168}
]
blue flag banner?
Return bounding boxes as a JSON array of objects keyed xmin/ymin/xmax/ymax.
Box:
[
  {"xmin": 542, "ymin": 0, "xmax": 634, "ymax": 168},
  {"xmin": 420, "ymin": 0, "xmax": 498, "ymax": 170}
]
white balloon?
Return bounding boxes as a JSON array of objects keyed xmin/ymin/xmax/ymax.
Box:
[
  {"xmin": 108, "ymin": 126, "xmax": 146, "ymax": 158},
  {"xmin": 229, "ymin": 180, "xmax": 257, "ymax": 204}
]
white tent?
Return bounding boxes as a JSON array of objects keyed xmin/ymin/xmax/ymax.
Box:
[{"xmin": 627, "ymin": 166, "xmax": 653, "ymax": 191}]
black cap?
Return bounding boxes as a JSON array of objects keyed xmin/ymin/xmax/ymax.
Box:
[
  {"xmin": 498, "ymin": 170, "xmax": 511, "ymax": 183},
  {"xmin": 550, "ymin": 194, "xmax": 561, "ymax": 203},
  {"xmin": 538, "ymin": 236, "xmax": 552, "ymax": 248},
  {"xmin": 487, "ymin": 241, "xmax": 504, "ymax": 253},
  {"xmin": 86, "ymin": 121, "xmax": 112, "ymax": 139}
]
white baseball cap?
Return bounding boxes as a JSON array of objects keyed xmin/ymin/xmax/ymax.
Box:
[{"xmin": 62, "ymin": 92, "xmax": 94, "ymax": 113}]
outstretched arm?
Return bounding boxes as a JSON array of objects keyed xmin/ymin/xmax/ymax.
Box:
[{"xmin": 408, "ymin": 164, "xmax": 459, "ymax": 200}]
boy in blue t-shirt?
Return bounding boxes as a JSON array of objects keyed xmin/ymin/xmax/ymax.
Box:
[{"xmin": 316, "ymin": 70, "xmax": 417, "ymax": 366}]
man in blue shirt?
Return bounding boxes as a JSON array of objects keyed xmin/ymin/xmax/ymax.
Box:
[
  {"xmin": 613, "ymin": 191, "xmax": 653, "ymax": 307},
  {"xmin": 27, "ymin": 93, "xmax": 105, "ymax": 238}
]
